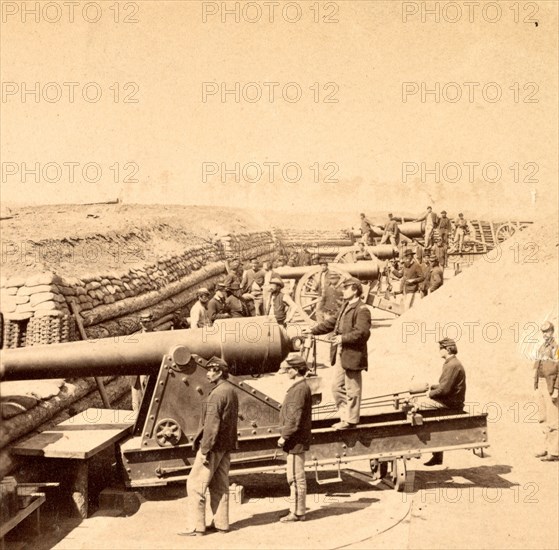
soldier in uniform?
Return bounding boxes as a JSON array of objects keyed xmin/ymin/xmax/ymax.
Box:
[
  {"xmin": 533, "ymin": 321, "xmax": 559, "ymax": 461},
  {"xmin": 394, "ymin": 249, "xmax": 424, "ymax": 310},
  {"xmin": 179, "ymin": 357, "xmax": 239, "ymax": 536},
  {"xmin": 380, "ymin": 213, "xmax": 400, "ymax": 246},
  {"xmin": 431, "ymin": 237, "xmax": 448, "ymax": 268},
  {"xmin": 415, "ymin": 206, "xmax": 438, "ymax": 249},
  {"xmin": 359, "ymin": 213, "xmax": 375, "ymax": 245},
  {"xmin": 207, "ymin": 282, "xmax": 230, "ymax": 324},
  {"xmin": 306, "ymin": 277, "xmax": 371, "ymax": 429},
  {"xmin": 454, "ymin": 213, "xmax": 469, "ymax": 253},
  {"xmin": 189, "ymin": 288, "xmax": 212, "ymax": 328},
  {"xmin": 428, "ymin": 257, "xmax": 444, "ymax": 294},
  {"xmin": 130, "ymin": 312, "xmax": 154, "ymax": 411},
  {"xmin": 416, "ymin": 338, "xmax": 466, "ymax": 466},
  {"xmin": 438, "ymin": 210, "xmax": 451, "ymax": 245},
  {"xmin": 265, "ymin": 276, "xmax": 296, "ymax": 327},
  {"xmin": 277, "ymin": 354, "xmax": 312, "ymax": 522},
  {"xmin": 225, "ymin": 282, "xmax": 250, "ymax": 317}
]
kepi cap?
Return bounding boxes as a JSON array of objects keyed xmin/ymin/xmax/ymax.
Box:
[
  {"xmin": 197, "ymin": 287, "xmax": 210, "ymax": 296},
  {"xmin": 206, "ymin": 356, "xmax": 229, "ymax": 373},
  {"xmin": 285, "ymin": 353, "xmax": 308, "ymax": 373},
  {"xmin": 541, "ymin": 321, "xmax": 554, "ymax": 332},
  {"xmin": 439, "ymin": 338, "xmax": 456, "ymax": 349}
]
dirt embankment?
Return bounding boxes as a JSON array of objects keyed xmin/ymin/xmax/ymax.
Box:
[{"xmin": 366, "ymin": 215, "xmax": 558, "ymax": 404}]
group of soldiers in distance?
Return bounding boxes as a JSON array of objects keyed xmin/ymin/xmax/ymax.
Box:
[{"xmin": 186, "ymin": 208, "xmax": 472, "ymax": 329}]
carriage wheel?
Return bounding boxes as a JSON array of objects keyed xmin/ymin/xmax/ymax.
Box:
[
  {"xmin": 334, "ymin": 249, "xmax": 357, "ymax": 263},
  {"xmin": 495, "ymin": 223, "xmax": 517, "ymax": 243},
  {"xmin": 295, "ymin": 266, "xmax": 348, "ymax": 323}
]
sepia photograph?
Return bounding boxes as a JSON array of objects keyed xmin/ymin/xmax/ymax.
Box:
[{"xmin": 0, "ymin": 1, "xmax": 557, "ymax": 548}]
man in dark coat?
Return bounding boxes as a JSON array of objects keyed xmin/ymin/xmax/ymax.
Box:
[
  {"xmin": 180, "ymin": 357, "xmax": 239, "ymax": 536},
  {"xmin": 306, "ymin": 277, "xmax": 371, "ymax": 429},
  {"xmin": 277, "ymin": 354, "xmax": 312, "ymax": 522},
  {"xmin": 416, "ymin": 338, "xmax": 466, "ymax": 466},
  {"xmin": 207, "ymin": 282, "xmax": 230, "ymax": 324}
]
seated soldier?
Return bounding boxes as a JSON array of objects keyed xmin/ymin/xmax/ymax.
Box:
[{"xmin": 415, "ymin": 338, "xmax": 466, "ymax": 466}]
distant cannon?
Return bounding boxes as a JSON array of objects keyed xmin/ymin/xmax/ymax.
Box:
[{"xmin": 274, "ymin": 261, "xmax": 404, "ymax": 321}]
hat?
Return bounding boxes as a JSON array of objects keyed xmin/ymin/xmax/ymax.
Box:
[
  {"xmin": 285, "ymin": 353, "xmax": 308, "ymax": 373},
  {"xmin": 541, "ymin": 321, "xmax": 554, "ymax": 333},
  {"xmin": 439, "ymin": 338, "xmax": 456, "ymax": 349},
  {"xmin": 206, "ymin": 356, "xmax": 229, "ymax": 373},
  {"xmin": 227, "ymin": 282, "xmax": 241, "ymax": 291},
  {"xmin": 403, "ymin": 249, "xmax": 415, "ymax": 257},
  {"xmin": 140, "ymin": 312, "xmax": 153, "ymax": 321},
  {"xmin": 270, "ymin": 276, "xmax": 284, "ymax": 288},
  {"xmin": 197, "ymin": 287, "xmax": 210, "ymax": 296},
  {"xmin": 342, "ymin": 277, "xmax": 363, "ymax": 292},
  {"xmin": 441, "ymin": 210, "xmax": 447, "ymax": 215},
  {"xmin": 216, "ymin": 282, "xmax": 226, "ymax": 290}
]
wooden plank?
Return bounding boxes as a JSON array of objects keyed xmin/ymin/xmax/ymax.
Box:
[
  {"xmin": 0, "ymin": 494, "xmax": 45, "ymax": 538},
  {"xmin": 11, "ymin": 408, "xmax": 134, "ymax": 460}
]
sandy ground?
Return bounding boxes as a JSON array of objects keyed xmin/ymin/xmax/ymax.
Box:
[{"xmin": 2, "ymin": 207, "xmax": 557, "ymax": 549}]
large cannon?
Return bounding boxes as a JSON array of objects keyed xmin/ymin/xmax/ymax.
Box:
[
  {"xmin": 275, "ymin": 261, "xmax": 383, "ymax": 322},
  {"xmin": 1, "ymin": 317, "xmax": 489, "ymax": 498}
]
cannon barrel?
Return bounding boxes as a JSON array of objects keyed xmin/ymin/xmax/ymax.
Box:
[
  {"xmin": 0, "ymin": 317, "xmax": 292, "ymax": 381},
  {"xmin": 398, "ymin": 221, "xmax": 424, "ymax": 239},
  {"xmin": 276, "ymin": 260, "xmax": 380, "ymax": 281}
]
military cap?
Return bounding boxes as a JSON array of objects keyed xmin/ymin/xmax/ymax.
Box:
[
  {"xmin": 441, "ymin": 210, "xmax": 447, "ymax": 215},
  {"xmin": 439, "ymin": 338, "xmax": 456, "ymax": 349},
  {"xmin": 285, "ymin": 353, "xmax": 308, "ymax": 372},
  {"xmin": 140, "ymin": 312, "xmax": 153, "ymax": 321},
  {"xmin": 227, "ymin": 281, "xmax": 241, "ymax": 291},
  {"xmin": 541, "ymin": 321, "xmax": 554, "ymax": 333},
  {"xmin": 269, "ymin": 276, "xmax": 285, "ymax": 288},
  {"xmin": 216, "ymin": 281, "xmax": 227, "ymax": 290},
  {"xmin": 403, "ymin": 249, "xmax": 415, "ymax": 257},
  {"xmin": 206, "ymin": 356, "xmax": 229, "ymax": 372},
  {"xmin": 341, "ymin": 276, "xmax": 363, "ymax": 292},
  {"xmin": 197, "ymin": 287, "xmax": 210, "ymax": 296}
]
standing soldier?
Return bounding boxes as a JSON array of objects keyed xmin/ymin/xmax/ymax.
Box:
[
  {"xmin": 265, "ymin": 276, "xmax": 297, "ymax": 327},
  {"xmin": 454, "ymin": 213, "xmax": 469, "ymax": 254},
  {"xmin": 130, "ymin": 312, "xmax": 154, "ymax": 412},
  {"xmin": 240, "ymin": 258, "xmax": 261, "ymax": 294},
  {"xmin": 380, "ymin": 213, "xmax": 400, "ymax": 246},
  {"xmin": 533, "ymin": 322, "xmax": 559, "ymax": 462},
  {"xmin": 415, "ymin": 206, "xmax": 438, "ymax": 249},
  {"xmin": 179, "ymin": 357, "xmax": 238, "ymax": 536},
  {"xmin": 277, "ymin": 354, "xmax": 312, "ymax": 523},
  {"xmin": 431, "ymin": 237, "xmax": 448, "ymax": 268},
  {"xmin": 207, "ymin": 282, "xmax": 230, "ymax": 324},
  {"xmin": 359, "ymin": 213, "xmax": 375, "ymax": 245},
  {"xmin": 225, "ymin": 282, "xmax": 250, "ymax": 317},
  {"xmin": 438, "ymin": 210, "xmax": 451, "ymax": 246},
  {"xmin": 189, "ymin": 288, "xmax": 212, "ymax": 328},
  {"xmin": 306, "ymin": 277, "xmax": 371, "ymax": 429},
  {"xmin": 428, "ymin": 257, "xmax": 444, "ymax": 294},
  {"xmin": 394, "ymin": 249, "xmax": 424, "ymax": 310}
]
